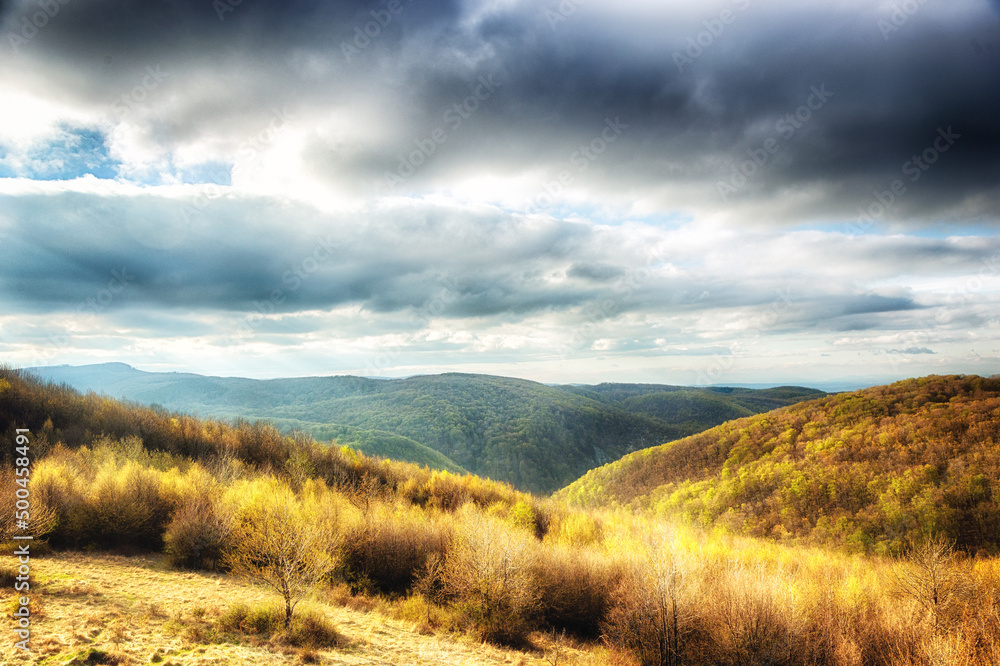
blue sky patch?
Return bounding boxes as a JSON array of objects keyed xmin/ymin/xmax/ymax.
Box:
[{"xmin": 1, "ymin": 126, "xmax": 119, "ymax": 181}]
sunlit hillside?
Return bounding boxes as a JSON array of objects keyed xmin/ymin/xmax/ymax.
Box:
[{"xmin": 561, "ymin": 375, "xmax": 1000, "ymax": 555}]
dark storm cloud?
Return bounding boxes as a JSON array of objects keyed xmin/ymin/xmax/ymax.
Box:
[
  {"xmin": 4, "ymin": 0, "xmax": 998, "ymax": 225},
  {"xmin": 377, "ymin": 1, "xmax": 1000, "ymax": 222},
  {"xmin": 5, "ymin": 0, "xmax": 460, "ymax": 60},
  {"xmin": 840, "ymin": 294, "xmax": 920, "ymax": 316}
]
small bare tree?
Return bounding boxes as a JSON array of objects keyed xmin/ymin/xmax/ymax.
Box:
[
  {"xmin": 344, "ymin": 474, "xmax": 382, "ymax": 517},
  {"xmin": 892, "ymin": 535, "xmax": 969, "ymax": 633},
  {"xmin": 603, "ymin": 527, "xmax": 692, "ymax": 666},
  {"xmin": 414, "ymin": 552, "xmax": 447, "ymax": 604},
  {"xmin": 224, "ymin": 489, "xmax": 337, "ymax": 628}
]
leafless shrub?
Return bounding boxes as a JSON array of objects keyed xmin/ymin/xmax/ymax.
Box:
[{"xmin": 443, "ymin": 505, "xmax": 540, "ymax": 645}]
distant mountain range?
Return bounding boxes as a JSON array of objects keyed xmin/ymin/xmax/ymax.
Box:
[
  {"xmin": 559, "ymin": 374, "xmax": 1000, "ymax": 553},
  {"xmin": 26, "ymin": 363, "xmax": 824, "ymax": 493}
]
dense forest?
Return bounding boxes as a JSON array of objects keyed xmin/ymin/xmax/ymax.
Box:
[
  {"xmin": 29, "ymin": 363, "xmax": 822, "ymax": 493},
  {"xmin": 561, "ymin": 375, "xmax": 1000, "ymax": 555}
]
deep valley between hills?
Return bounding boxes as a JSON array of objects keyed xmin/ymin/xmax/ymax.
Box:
[{"xmin": 26, "ymin": 362, "xmax": 825, "ymax": 494}]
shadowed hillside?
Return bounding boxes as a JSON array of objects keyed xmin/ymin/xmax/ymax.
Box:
[{"xmin": 27, "ymin": 363, "xmax": 823, "ymax": 493}]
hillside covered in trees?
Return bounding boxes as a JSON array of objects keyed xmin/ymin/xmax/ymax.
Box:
[
  {"xmin": 4, "ymin": 367, "xmax": 1000, "ymax": 665},
  {"xmin": 27, "ymin": 363, "xmax": 823, "ymax": 493},
  {"xmin": 561, "ymin": 375, "xmax": 1000, "ymax": 555}
]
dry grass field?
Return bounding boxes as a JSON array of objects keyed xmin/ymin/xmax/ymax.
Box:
[{"xmin": 2, "ymin": 552, "xmax": 603, "ymax": 666}]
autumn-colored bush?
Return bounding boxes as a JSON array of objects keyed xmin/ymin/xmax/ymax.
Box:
[
  {"xmin": 164, "ymin": 470, "xmax": 234, "ymax": 570},
  {"xmin": 337, "ymin": 502, "xmax": 450, "ymax": 596},
  {"xmin": 602, "ymin": 528, "xmax": 702, "ymax": 666},
  {"xmin": 280, "ymin": 607, "xmax": 343, "ymax": 648},
  {"xmin": 443, "ymin": 506, "xmax": 540, "ymax": 645},
  {"xmin": 31, "ymin": 440, "xmax": 175, "ymax": 551},
  {"xmin": 218, "ymin": 602, "xmax": 285, "ymax": 636},
  {"xmin": 0, "ymin": 464, "xmax": 57, "ymax": 542},
  {"xmin": 703, "ymin": 562, "xmax": 801, "ymax": 666},
  {"xmin": 219, "ymin": 601, "xmax": 342, "ymax": 648},
  {"xmin": 534, "ymin": 544, "xmax": 620, "ymax": 638}
]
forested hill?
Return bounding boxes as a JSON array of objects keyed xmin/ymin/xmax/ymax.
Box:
[
  {"xmin": 559, "ymin": 375, "xmax": 1000, "ymax": 554},
  {"xmin": 26, "ymin": 363, "xmax": 822, "ymax": 493}
]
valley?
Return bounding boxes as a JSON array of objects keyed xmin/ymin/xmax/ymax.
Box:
[{"xmin": 27, "ymin": 363, "xmax": 824, "ymax": 494}]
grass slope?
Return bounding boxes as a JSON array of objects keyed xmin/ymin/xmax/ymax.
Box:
[
  {"xmin": 27, "ymin": 364, "xmax": 823, "ymax": 494},
  {"xmin": 560, "ymin": 375, "xmax": 1000, "ymax": 554},
  {"xmin": 1, "ymin": 552, "xmax": 581, "ymax": 665},
  {"xmin": 249, "ymin": 418, "xmax": 469, "ymax": 475}
]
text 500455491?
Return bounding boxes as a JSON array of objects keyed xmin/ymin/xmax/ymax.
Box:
[{"xmin": 12, "ymin": 428, "xmax": 33, "ymax": 653}]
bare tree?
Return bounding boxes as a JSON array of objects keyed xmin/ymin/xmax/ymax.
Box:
[
  {"xmin": 603, "ymin": 527, "xmax": 692, "ymax": 666},
  {"xmin": 892, "ymin": 535, "xmax": 970, "ymax": 633},
  {"xmin": 224, "ymin": 489, "xmax": 337, "ymax": 627}
]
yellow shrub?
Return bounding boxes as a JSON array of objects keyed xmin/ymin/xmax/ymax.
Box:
[
  {"xmin": 549, "ymin": 512, "xmax": 602, "ymax": 547},
  {"xmin": 164, "ymin": 467, "xmax": 234, "ymax": 570}
]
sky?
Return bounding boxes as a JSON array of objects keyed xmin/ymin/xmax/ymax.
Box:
[{"xmin": 1, "ymin": 0, "xmax": 999, "ymax": 389}]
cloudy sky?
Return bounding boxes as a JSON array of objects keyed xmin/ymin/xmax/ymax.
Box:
[{"xmin": 1, "ymin": 0, "xmax": 999, "ymax": 388}]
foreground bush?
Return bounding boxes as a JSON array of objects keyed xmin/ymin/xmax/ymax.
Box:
[
  {"xmin": 33, "ymin": 441, "xmax": 175, "ymax": 550},
  {"xmin": 163, "ymin": 482, "xmax": 233, "ymax": 570},
  {"xmin": 219, "ymin": 602, "xmax": 341, "ymax": 648},
  {"xmin": 281, "ymin": 608, "xmax": 343, "ymax": 648},
  {"xmin": 337, "ymin": 503, "xmax": 450, "ymax": 596},
  {"xmin": 602, "ymin": 528, "xmax": 700, "ymax": 666},
  {"xmin": 444, "ymin": 506, "xmax": 540, "ymax": 645},
  {"xmin": 218, "ymin": 602, "xmax": 285, "ymax": 636},
  {"xmin": 534, "ymin": 544, "xmax": 620, "ymax": 638}
]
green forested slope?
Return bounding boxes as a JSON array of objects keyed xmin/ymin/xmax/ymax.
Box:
[{"xmin": 27, "ymin": 364, "xmax": 822, "ymax": 493}]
